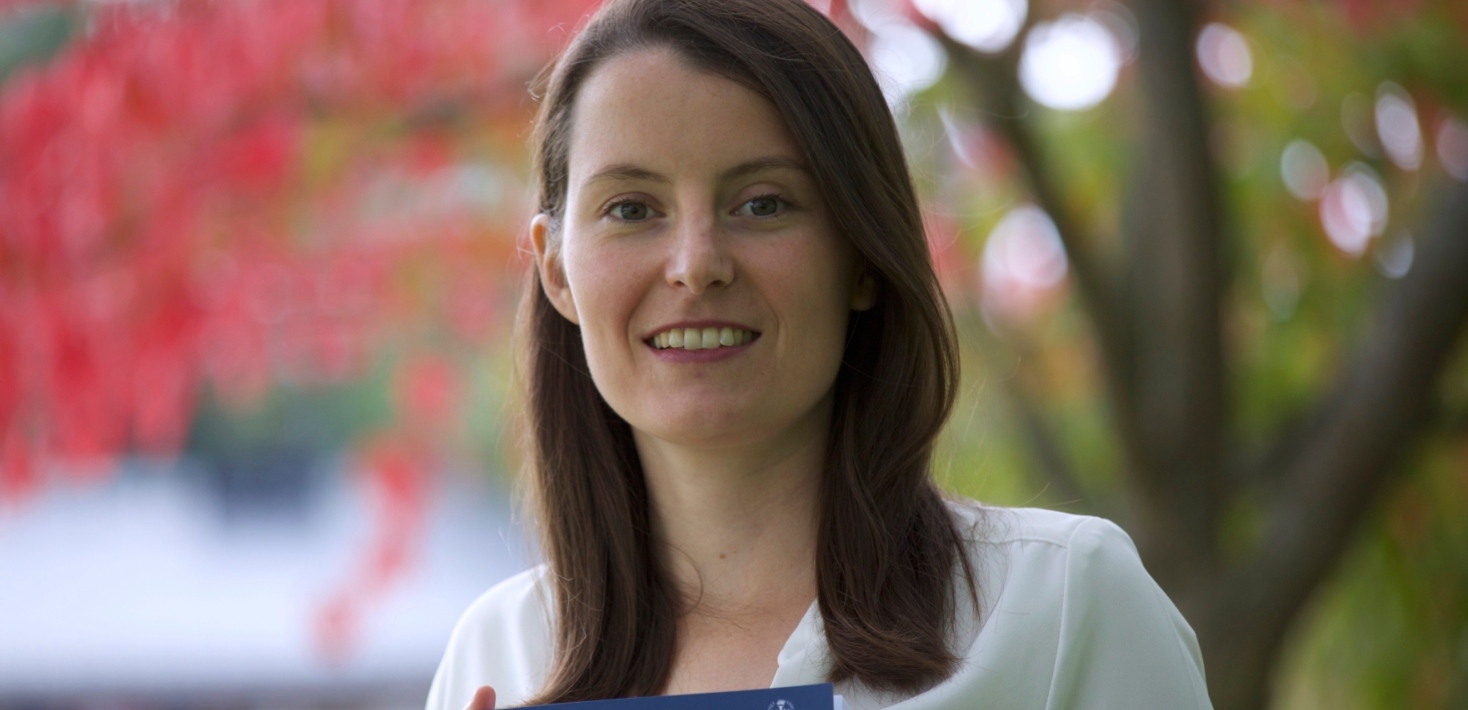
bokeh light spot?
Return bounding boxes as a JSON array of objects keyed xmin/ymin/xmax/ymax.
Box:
[
  {"xmin": 981, "ymin": 205, "xmax": 1069, "ymax": 321},
  {"xmin": 869, "ymin": 21, "xmax": 947, "ymax": 103},
  {"xmin": 1019, "ymin": 15, "xmax": 1121, "ymax": 111},
  {"xmin": 1373, "ymin": 232, "xmax": 1414, "ymax": 280},
  {"xmin": 1273, "ymin": 56, "xmax": 1318, "ymax": 111},
  {"xmin": 1196, "ymin": 23, "xmax": 1252, "ymax": 88},
  {"xmin": 1375, "ymin": 83, "xmax": 1422, "ymax": 171},
  {"xmin": 1281, "ymin": 139, "xmax": 1330, "ymax": 201},
  {"xmin": 1436, "ymin": 116, "xmax": 1468, "ymax": 181},
  {"xmin": 1341, "ymin": 93, "xmax": 1382, "ymax": 157},
  {"xmin": 1090, "ymin": 1, "xmax": 1139, "ymax": 64},
  {"xmin": 1319, "ymin": 163, "xmax": 1388, "ymax": 257},
  {"xmin": 914, "ymin": 0, "xmax": 1027, "ymax": 54}
]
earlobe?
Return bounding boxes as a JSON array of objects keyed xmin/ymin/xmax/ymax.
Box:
[
  {"xmin": 850, "ymin": 268, "xmax": 878, "ymax": 311},
  {"xmin": 532, "ymin": 213, "xmax": 580, "ymax": 325}
]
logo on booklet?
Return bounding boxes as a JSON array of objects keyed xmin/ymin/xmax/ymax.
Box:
[{"xmin": 767, "ymin": 701, "xmax": 795, "ymax": 710}]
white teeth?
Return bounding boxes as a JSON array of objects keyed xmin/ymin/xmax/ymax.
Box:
[{"xmin": 650, "ymin": 327, "xmax": 758, "ymax": 350}]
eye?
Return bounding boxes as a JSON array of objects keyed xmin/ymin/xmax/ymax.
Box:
[
  {"xmin": 607, "ymin": 200, "xmax": 652, "ymax": 222},
  {"xmin": 737, "ymin": 194, "xmax": 785, "ymax": 219}
]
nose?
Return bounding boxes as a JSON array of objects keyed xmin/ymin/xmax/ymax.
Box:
[{"xmin": 665, "ymin": 209, "xmax": 733, "ymax": 294}]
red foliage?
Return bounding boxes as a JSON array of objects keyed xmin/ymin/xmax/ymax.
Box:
[
  {"xmin": 1, "ymin": 0, "xmax": 602, "ymax": 658},
  {"xmin": 316, "ymin": 434, "xmax": 432, "ymax": 663}
]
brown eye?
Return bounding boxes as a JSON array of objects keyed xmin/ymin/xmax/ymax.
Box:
[{"xmin": 610, "ymin": 201, "xmax": 650, "ymax": 221}]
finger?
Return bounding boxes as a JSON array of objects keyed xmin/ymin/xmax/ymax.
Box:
[{"xmin": 465, "ymin": 685, "xmax": 496, "ymax": 710}]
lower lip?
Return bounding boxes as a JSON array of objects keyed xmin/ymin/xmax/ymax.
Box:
[{"xmin": 647, "ymin": 341, "xmax": 755, "ymax": 363}]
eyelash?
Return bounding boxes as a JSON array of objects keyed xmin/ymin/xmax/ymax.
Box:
[
  {"xmin": 601, "ymin": 193, "xmax": 790, "ymax": 223},
  {"xmin": 603, "ymin": 197, "xmax": 654, "ymax": 222},
  {"xmin": 736, "ymin": 193, "xmax": 788, "ymax": 219}
]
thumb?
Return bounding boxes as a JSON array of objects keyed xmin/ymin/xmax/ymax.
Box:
[{"xmin": 464, "ymin": 685, "xmax": 496, "ymax": 710}]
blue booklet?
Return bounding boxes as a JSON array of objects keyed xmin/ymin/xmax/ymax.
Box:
[{"xmin": 532, "ymin": 683, "xmax": 845, "ymax": 710}]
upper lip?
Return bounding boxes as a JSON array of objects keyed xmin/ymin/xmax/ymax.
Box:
[{"xmin": 641, "ymin": 320, "xmax": 760, "ymax": 340}]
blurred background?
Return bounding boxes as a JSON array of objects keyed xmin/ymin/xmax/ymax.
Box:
[{"xmin": 0, "ymin": 0, "xmax": 1465, "ymax": 708}]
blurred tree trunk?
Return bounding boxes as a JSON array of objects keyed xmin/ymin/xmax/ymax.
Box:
[{"xmin": 935, "ymin": 2, "xmax": 1468, "ymax": 708}]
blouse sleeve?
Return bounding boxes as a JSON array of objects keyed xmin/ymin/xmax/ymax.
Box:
[{"xmin": 1044, "ymin": 517, "xmax": 1213, "ymax": 710}]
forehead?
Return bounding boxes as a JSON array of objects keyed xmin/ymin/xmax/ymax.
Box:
[{"xmin": 566, "ymin": 48, "xmax": 804, "ymax": 183}]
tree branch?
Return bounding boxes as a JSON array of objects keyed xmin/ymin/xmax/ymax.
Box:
[
  {"xmin": 975, "ymin": 323, "xmax": 1092, "ymax": 509},
  {"xmin": 934, "ymin": 30, "xmax": 1141, "ymax": 479},
  {"xmin": 1208, "ymin": 177, "xmax": 1468, "ymax": 708},
  {"xmin": 1114, "ymin": 0, "xmax": 1230, "ymax": 579},
  {"xmin": 1003, "ymin": 367, "xmax": 1089, "ymax": 509},
  {"xmin": 935, "ymin": 34, "xmax": 1118, "ymax": 342}
]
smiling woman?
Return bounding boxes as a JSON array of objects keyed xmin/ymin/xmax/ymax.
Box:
[{"xmin": 426, "ymin": 1, "xmax": 1212, "ymax": 708}]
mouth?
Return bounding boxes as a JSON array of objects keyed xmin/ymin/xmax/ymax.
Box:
[{"xmin": 646, "ymin": 326, "xmax": 760, "ymax": 351}]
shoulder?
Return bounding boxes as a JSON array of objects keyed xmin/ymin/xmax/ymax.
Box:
[
  {"xmin": 947, "ymin": 502, "xmax": 1158, "ymax": 595},
  {"xmin": 947, "ymin": 500, "xmax": 1120, "ymax": 548},
  {"xmin": 967, "ymin": 505, "xmax": 1174, "ymax": 628},
  {"xmin": 901, "ymin": 502, "xmax": 1212, "ymax": 709},
  {"xmin": 948, "ymin": 501, "xmax": 1190, "ymax": 642},
  {"xmin": 425, "ymin": 566, "xmax": 554, "ymax": 710},
  {"xmin": 944, "ymin": 501, "xmax": 1140, "ymax": 590},
  {"xmin": 457, "ymin": 565, "xmax": 549, "ymax": 633}
]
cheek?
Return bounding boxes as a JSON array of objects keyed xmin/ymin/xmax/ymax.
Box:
[
  {"xmin": 760, "ymin": 233, "xmax": 855, "ymax": 324},
  {"xmin": 562, "ymin": 243, "xmax": 645, "ymax": 364},
  {"xmin": 747, "ymin": 234, "xmax": 857, "ymax": 385}
]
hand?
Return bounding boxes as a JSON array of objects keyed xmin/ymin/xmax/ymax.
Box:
[{"xmin": 464, "ymin": 685, "xmax": 496, "ymax": 710}]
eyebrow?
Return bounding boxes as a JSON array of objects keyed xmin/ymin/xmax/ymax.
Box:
[{"xmin": 582, "ymin": 156, "xmax": 810, "ymax": 188}]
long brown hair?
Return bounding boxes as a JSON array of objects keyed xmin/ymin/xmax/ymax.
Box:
[{"xmin": 519, "ymin": 0, "xmax": 975, "ymax": 702}]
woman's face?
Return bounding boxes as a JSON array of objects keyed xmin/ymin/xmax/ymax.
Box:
[{"xmin": 533, "ymin": 48, "xmax": 874, "ymax": 450}]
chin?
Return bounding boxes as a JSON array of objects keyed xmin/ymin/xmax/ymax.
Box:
[{"xmin": 634, "ymin": 408, "xmax": 769, "ymax": 447}]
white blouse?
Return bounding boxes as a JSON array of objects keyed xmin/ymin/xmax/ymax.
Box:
[{"xmin": 425, "ymin": 505, "xmax": 1213, "ymax": 709}]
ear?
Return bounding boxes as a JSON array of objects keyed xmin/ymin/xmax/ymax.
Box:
[
  {"xmin": 532, "ymin": 213, "xmax": 580, "ymax": 325},
  {"xmin": 850, "ymin": 266, "xmax": 878, "ymax": 312}
]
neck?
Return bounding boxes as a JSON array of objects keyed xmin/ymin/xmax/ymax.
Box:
[{"xmin": 634, "ymin": 409, "xmax": 827, "ymax": 620}]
